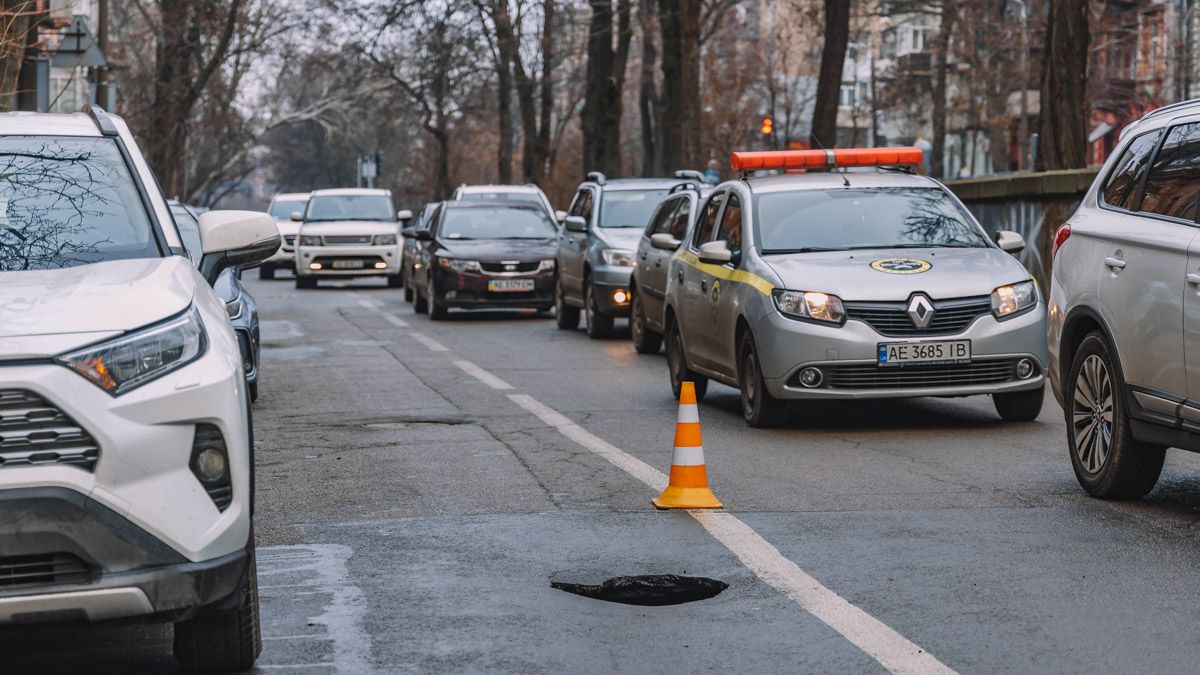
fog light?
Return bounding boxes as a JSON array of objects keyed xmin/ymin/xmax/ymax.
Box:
[
  {"xmin": 1016, "ymin": 358, "xmax": 1036, "ymax": 379},
  {"xmin": 374, "ymin": 261, "xmax": 388, "ymax": 269},
  {"xmin": 798, "ymin": 367, "xmax": 823, "ymax": 388},
  {"xmin": 612, "ymin": 289, "xmax": 629, "ymax": 304},
  {"xmin": 194, "ymin": 447, "xmax": 227, "ymax": 482},
  {"xmin": 309, "ymin": 262, "xmax": 322, "ymax": 270}
]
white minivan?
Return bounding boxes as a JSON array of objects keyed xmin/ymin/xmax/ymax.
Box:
[{"xmin": 0, "ymin": 106, "xmax": 278, "ymax": 672}]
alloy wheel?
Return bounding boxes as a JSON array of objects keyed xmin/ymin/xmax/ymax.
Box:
[
  {"xmin": 631, "ymin": 293, "xmax": 644, "ymax": 344},
  {"xmin": 1073, "ymin": 354, "xmax": 1114, "ymax": 474},
  {"xmin": 741, "ymin": 347, "xmax": 759, "ymax": 418}
]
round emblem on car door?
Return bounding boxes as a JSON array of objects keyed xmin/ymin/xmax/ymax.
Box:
[{"xmin": 870, "ymin": 258, "xmax": 932, "ymax": 274}]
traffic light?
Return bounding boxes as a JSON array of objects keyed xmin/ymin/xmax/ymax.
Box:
[{"xmin": 761, "ymin": 116, "xmax": 774, "ymax": 136}]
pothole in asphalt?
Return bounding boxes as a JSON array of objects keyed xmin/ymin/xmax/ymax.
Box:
[{"xmin": 551, "ymin": 575, "xmax": 728, "ymax": 606}]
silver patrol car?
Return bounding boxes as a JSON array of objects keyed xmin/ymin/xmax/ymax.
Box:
[{"xmin": 662, "ymin": 149, "xmax": 1048, "ymax": 427}]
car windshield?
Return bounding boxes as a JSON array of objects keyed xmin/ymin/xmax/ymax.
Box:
[
  {"xmin": 171, "ymin": 205, "xmax": 202, "ymax": 262},
  {"xmin": 270, "ymin": 199, "xmax": 307, "ymax": 219},
  {"xmin": 305, "ymin": 194, "xmax": 394, "ymax": 222},
  {"xmin": 755, "ymin": 187, "xmax": 989, "ymax": 252},
  {"xmin": 438, "ymin": 206, "xmax": 557, "ymax": 240},
  {"xmin": 460, "ymin": 192, "xmax": 543, "ymax": 206},
  {"xmin": 599, "ymin": 189, "xmax": 670, "ymax": 228},
  {"xmin": 0, "ymin": 136, "xmax": 159, "ymax": 271}
]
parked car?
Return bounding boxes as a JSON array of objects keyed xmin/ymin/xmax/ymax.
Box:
[
  {"xmin": 409, "ymin": 200, "xmax": 558, "ymax": 319},
  {"xmin": 1048, "ymin": 100, "xmax": 1200, "ymax": 498},
  {"xmin": 556, "ymin": 173, "xmax": 687, "ymax": 338},
  {"xmin": 454, "ymin": 183, "xmax": 563, "ymax": 223},
  {"xmin": 170, "ymin": 200, "xmax": 262, "ymax": 402},
  {"xmin": 402, "ymin": 202, "xmax": 441, "ymax": 302},
  {"xmin": 664, "ymin": 147, "xmax": 1047, "ymax": 427},
  {"xmin": 259, "ymin": 191, "xmax": 310, "ymax": 279},
  {"xmin": 630, "ymin": 181, "xmax": 712, "ymax": 354},
  {"xmin": 293, "ymin": 188, "xmax": 412, "ymax": 289},
  {"xmin": 0, "ymin": 106, "xmax": 277, "ymax": 671}
]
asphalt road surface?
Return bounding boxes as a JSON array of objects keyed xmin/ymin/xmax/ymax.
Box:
[{"xmin": 8, "ymin": 274, "xmax": 1200, "ymax": 674}]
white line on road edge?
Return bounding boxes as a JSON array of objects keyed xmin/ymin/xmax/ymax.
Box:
[
  {"xmin": 455, "ymin": 360, "xmax": 514, "ymax": 390},
  {"xmin": 355, "ymin": 299, "xmax": 379, "ymax": 310},
  {"xmin": 410, "ymin": 332, "xmax": 449, "ymax": 352},
  {"xmin": 506, "ymin": 393, "xmax": 955, "ymax": 675},
  {"xmin": 381, "ymin": 313, "xmax": 409, "ymax": 328}
]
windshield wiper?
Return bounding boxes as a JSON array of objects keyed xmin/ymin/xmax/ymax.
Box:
[
  {"xmin": 602, "ymin": 224, "xmax": 644, "ymax": 229},
  {"xmin": 762, "ymin": 246, "xmax": 844, "ymax": 254}
]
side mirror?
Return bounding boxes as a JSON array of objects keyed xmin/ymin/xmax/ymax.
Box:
[
  {"xmin": 413, "ymin": 229, "xmax": 433, "ymax": 241},
  {"xmin": 564, "ymin": 215, "xmax": 588, "ymax": 233},
  {"xmin": 650, "ymin": 233, "xmax": 682, "ymax": 251},
  {"xmin": 995, "ymin": 230, "xmax": 1025, "ymax": 254},
  {"xmin": 400, "ymin": 227, "xmax": 416, "ymax": 237},
  {"xmin": 198, "ymin": 211, "xmax": 281, "ymax": 285},
  {"xmin": 697, "ymin": 240, "xmax": 732, "ymax": 265},
  {"xmin": 555, "ymin": 210, "xmax": 568, "ymax": 223},
  {"xmin": 397, "ymin": 209, "xmax": 414, "ymax": 222},
  {"xmin": 290, "ymin": 211, "xmax": 304, "ymax": 222}
]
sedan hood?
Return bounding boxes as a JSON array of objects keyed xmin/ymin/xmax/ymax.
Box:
[
  {"xmin": 436, "ymin": 238, "xmax": 557, "ymax": 261},
  {"xmin": 299, "ymin": 221, "xmax": 398, "ymax": 236},
  {"xmin": 760, "ymin": 247, "xmax": 1029, "ymax": 301},
  {"xmin": 0, "ymin": 257, "xmax": 195, "ymax": 342}
]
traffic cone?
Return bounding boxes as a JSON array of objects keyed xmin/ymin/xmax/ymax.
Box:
[{"xmin": 652, "ymin": 381, "xmax": 723, "ymax": 510}]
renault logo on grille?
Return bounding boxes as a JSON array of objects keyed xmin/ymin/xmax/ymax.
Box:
[{"xmin": 907, "ymin": 294, "xmax": 935, "ymax": 329}]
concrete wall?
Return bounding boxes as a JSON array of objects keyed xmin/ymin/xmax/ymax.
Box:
[{"xmin": 945, "ymin": 168, "xmax": 1099, "ymax": 287}]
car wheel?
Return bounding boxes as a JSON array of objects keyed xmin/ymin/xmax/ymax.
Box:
[
  {"xmin": 249, "ymin": 381, "xmax": 258, "ymax": 403},
  {"xmin": 993, "ymin": 385, "xmax": 1044, "ymax": 422},
  {"xmin": 665, "ymin": 317, "xmax": 707, "ymax": 401},
  {"xmin": 413, "ymin": 277, "xmax": 428, "ymax": 314},
  {"xmin": 739, "ymin": 330, "xmax": 787, "ymax": 427},
  {"xmin": 258, "ymin": 264, "xmax": 274, "ymax": 281},
  {"xmin": 173, "ymin": 533, "xmax": 262, "ymax": 673},
  {"xmin": 631, "ymin": 290, "xmax": 663, "ymax": 354},
  {"xmin": 295, "ymin": 276, "xmax": 316, "ymax": 290},
  {"xmin": 555, "ymin": 278, "xmax": 580, "ymax": 330},
  {"xmin": 404, "ymin": 285, "xmax": 414, "ymax": 303},
  {"xmin": 387, "ymin": 274, "xmax": 403, "ymax": 288},
  {"xmin": 1066, "ymin": 332, "xmax": 1165, "ymax": 499},
  {"xmin": 584, "ymin": 280, "xmax": 614, "ymax": 339},
  {"xmin": 427, "ymin": 277, "xmax": 447, "ymax": 320}
]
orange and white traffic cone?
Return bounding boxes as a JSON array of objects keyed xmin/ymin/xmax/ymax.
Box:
[{"xmin": 652, "ymin": 381, "xmax": 723, "ymax": 510}]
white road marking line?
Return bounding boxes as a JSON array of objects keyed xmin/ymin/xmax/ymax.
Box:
[
  {"xmin": 506, "ymin": 393, "xmax": 955, "ymax": 675},
  {"xmin": 256, "ymin": 664, "xmax": 336, "ymax": 670},
  {"xmin": 356, "ymin": 299, "xmax": 379, "ymax": 310},
  {"xmin": 454, "ymin": 360, "xmax": 514, "ymax": 390},
  {"xmin": 263, "ymin": 634, "xmax": 336, "ymax": 641},
  {"xmin": 382, "ymin": 313, "xmax": 409, "ymax": 328},
  {"xmin": 410, "ymin": 332, "xmax": 449, "ymax": 352}
]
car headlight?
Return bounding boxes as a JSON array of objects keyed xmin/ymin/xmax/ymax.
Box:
[
  {"xmin": 372, "ymin": 234, "xmax": 397, "ymax": 246},
  {"xmin": 438, "ymin": 257, "xmax": 480, "ymax": 272},
  {"xmin": 601, "ymin": 248, "xmax": 636, "ymax": 266},
  {"xmin": 299, "ymin": 235, "xmax": 322, "ymax": 246},
  {"xmin": 772, "ymin": 289, "xmax": 846, "ymax": 325},
  {"xmin": 225, "ymin": 293, "xmax": 244, "ymax": 320},
  {"xmin": 991, "ymin": 280, "xmax": 1037, "ymax": 318},
  {"xmin": 57, "ymin": 307, "xmax": 208, "ymax": 396},
  {"xmin": 538, "ymin": 259, "xmax": 556, "ymax": 272}
]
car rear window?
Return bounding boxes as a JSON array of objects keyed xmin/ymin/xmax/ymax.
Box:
[
  {"xmin": 0, "ymin": 136, "xmax": 159, "ymax": 270},
  {"xmin": 754, "ymin": 187, "xmax": 988, "ymax": 253},
  {"xmin": 1138, "ymin": 122, "xmax": 1200, "ymax": 222}
]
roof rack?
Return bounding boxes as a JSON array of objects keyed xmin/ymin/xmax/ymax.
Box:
[
  {"xmin": 83, "ymin": 104, "xmax": 119, "ymax": 137},
  {"xmin": 586, "ymin": 171, "xmax": 607, "ymax": 185},
  {"xmin": 674, "ymin": 170, "xmax": 706, "ymax": 182},
  {"xmin": 668, "ymin": 181, "xmax": 702, "ymax": 194},
  {"xmin": 1140, "ymin": 98, "xmax": 1200, "ymax": 123}
]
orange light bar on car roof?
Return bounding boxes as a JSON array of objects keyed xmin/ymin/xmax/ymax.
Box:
[{"xmin": 729, "ymin": 147, "xmax": 923, "ymax": 172}]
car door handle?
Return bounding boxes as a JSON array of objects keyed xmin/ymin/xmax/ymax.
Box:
[
  {"xmin": 1188, "ymin": 274, "xmax": 1200, "ymax": 286},
  {"xmin": 1104, "ymin": 257, "xmax": 1126, "ymax": 270},
  {"xmin": 639, "ymin": 251, "xmax": 648, "ymax": 260},
  {"xmin": 701, "ymin": 279, "xmax": 707, "ymax": 293},
  {"xmin": 677, "ymin": 270, "xmax": 684, "ymax": 283},
  {"xmin": 655, "ymin": 259, "xmax": 662, "ymax": 267}
]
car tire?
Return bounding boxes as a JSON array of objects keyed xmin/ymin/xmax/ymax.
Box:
[
  {"xmin": 387, "ymin": 274, "xmax": 403, "ymax": 288},
  {"xmin": 993, "ymin": 385, "xmax": 1044, "ymax": 422},
  {"xmin": 249, "ymin": 381, "xmax": 258, "ymax": 403},
  {"xmin": 404, "ymin": 285, "xmax": 414, "ymax": 303},
  {"xmin": 295, "ymin": 276, "xmax": 316, "ymax": 290},
  {"xmin": 665, "ymin": 316, "xmax": 707, "ymax": 402},
  {"xmin": 427, "ymin": 277, "xmax": 447, "ymax": 320},
  {"xmin": 584, "ymin": 280, "xmax": 614, "ymax": 339},
  {"xmin": 739, "ymin": 330, "xmax": 787, "ymax": 428},
  {"xmin": 413, "ymin": 279, "xmax": 428, "ymax": 314},
  {"xmin": 173, "ymin": 534, "xmax": 262, "ymax": 673},
  {"xmin": 258, "ymin": 264, "xmax": 274, "ymax": 281},
  {"xmin": 1066, "ymin": 331, "xmax": 1166, "ymax": 499},
  {"xmin": 555, "ymin": 278, "xmax": 580, "ymax": 330},
  {"xmin": 631, "ymin": 290, "xmax": 663, "ymax": 354}
]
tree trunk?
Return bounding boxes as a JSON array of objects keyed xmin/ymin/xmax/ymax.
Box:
[
  {"xmin": 930, "ymin": 0, "xmax": 957, "ymax": 178},
  {"xmin": 490, "ymin": 2, "xmax": 514, "ymax": 183},
  {"xmin": 659, "ymin": 0, "xmax": 699, "ymax": 171},
  {"xmin": 0, "ymin": 1, "xmax": 35, "ymax": 112},
  {"xmin": 638, "ymin": 0, "xmax": 661, "ymax": 176},
  {"xmin": 148, "ymin": 0, "xmax": 194, "ymax": 199},
  {"xmin": 533, "ymin": 0, "xmax": 555, "ymax": 184},
  {"xmin": 581, "ymin": 0, "xmax": 629, "ymax": 177},
  {"xmin": 810, "ymin": 0, "xmax": 850, "ymax": 149},
  {"xmin": 1037, "ymin": 0, "xmax": 1089, "ymax": 171}
]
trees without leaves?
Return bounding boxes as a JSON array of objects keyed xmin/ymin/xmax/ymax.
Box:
[{"xmin": 811, "ymin": 0, "xmax": 850, "ymax": 149}]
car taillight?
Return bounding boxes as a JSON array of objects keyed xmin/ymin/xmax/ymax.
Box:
[{"xmin": 1052, "ymin": 224, "xmax": 1072, "ymax": 258}]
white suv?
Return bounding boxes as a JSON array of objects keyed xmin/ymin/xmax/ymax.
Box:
[
  {"xmin": 0, "ymin": 107, "xmax": 278, "ymax": 671},
  {"xmin": 1049, "ymin": 99, "xmax": 1200, "ymax": 498},
  {"xmin": 293, "ymin": 188, "xmax": 410, "ymax": 288}
]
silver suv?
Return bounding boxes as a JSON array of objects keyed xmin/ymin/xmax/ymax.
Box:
[{"xmin": 1049, "ymin": 99, "xmax": 1200, "ymax": 498}]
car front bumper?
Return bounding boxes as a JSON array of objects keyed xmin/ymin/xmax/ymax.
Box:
[
  {"xmin": 588, "ymin": 264, "xmax": 634, "ymax": 317},
  {"xmin": 296, "ymin": 244, "xmax": 401, "ymax": 277},
  {"xmin": 754, "ymin": 303, "xmax": 1049, "ymax": 400},
  {"xmin": 432, "ymin": 267, "xmax": 555, "ymax": 308}
]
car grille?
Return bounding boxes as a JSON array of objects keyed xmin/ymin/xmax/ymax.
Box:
[
  {"xmin": 0, "ymin": 390, "xmax": 100, "ymax": 472},
  {"xmin": 820, "ymin": 360, "xmax": 1018, "ymax": 390},
  {"xmin": 843, "ymin": 295, "xmax": 992, "ymax": 336},
  {"xmin": 0, "ymin": 553, "xmax": 93, "ymax": 589},
  {"xmin": 479, "ymin": 261, "xmax": 540, "ymax": 274},
  {"xmin": 322, "ymin": 235, "xmax": 372, "ymax": 246}
]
